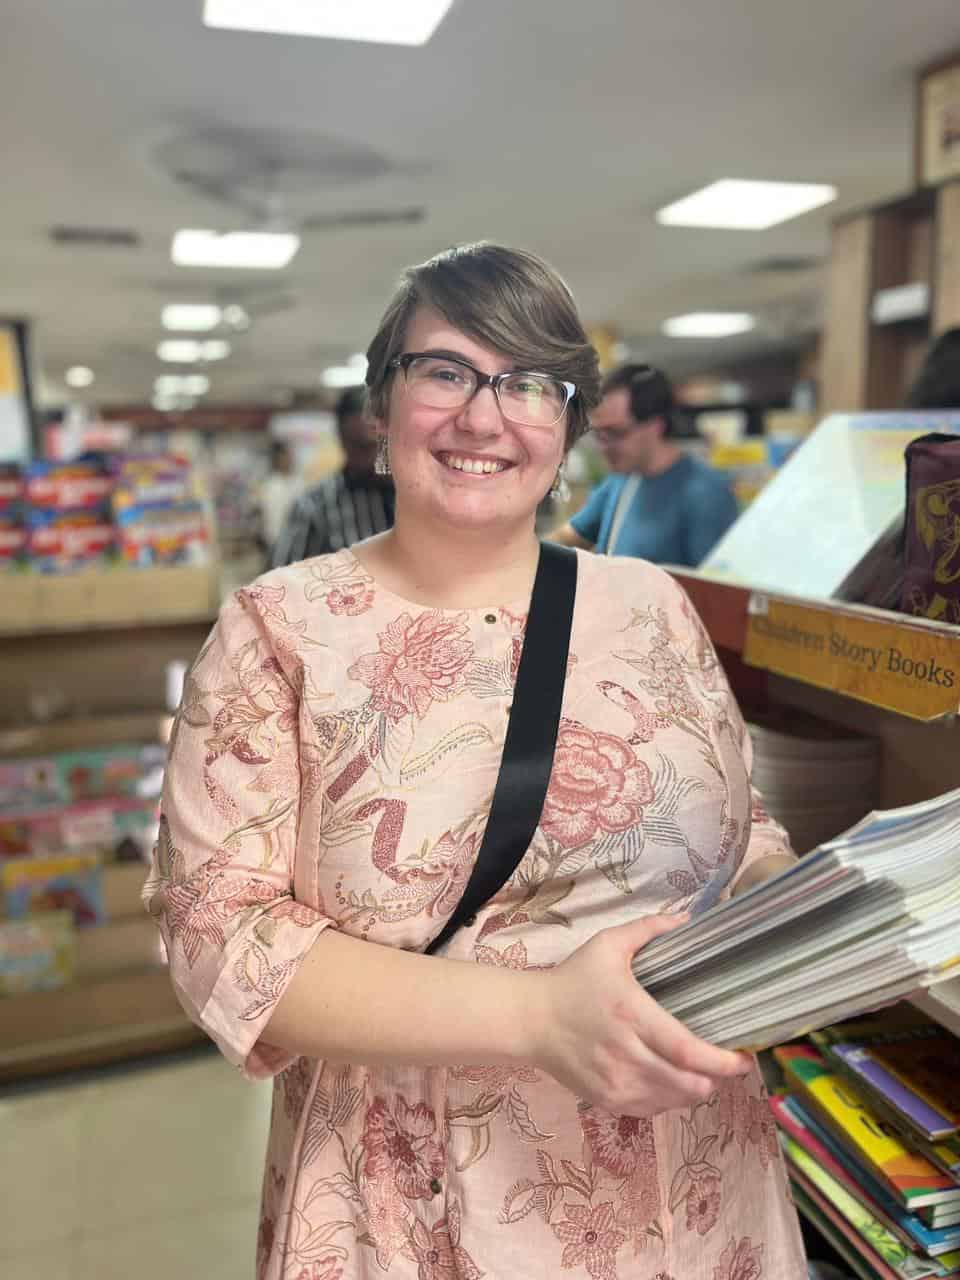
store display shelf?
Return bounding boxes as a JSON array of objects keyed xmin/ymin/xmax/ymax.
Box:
[
  {"xmin": 0, "ymin": 968, "xmax": 203, "ymax": 1082},
  {"xmin": 0, "ymin": 564, "xmax": 219, "ymax": 637},
  {"xmin": 670, "ymin": 568, "xmax": 960, "ymax": 722}
]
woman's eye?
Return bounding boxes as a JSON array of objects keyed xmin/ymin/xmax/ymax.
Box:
[{"xmin": 429, "ymin": 366, "xmax": 469, "ymax": 384}]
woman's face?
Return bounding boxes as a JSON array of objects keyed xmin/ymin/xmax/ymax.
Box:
[{"xmin": 379, "ymin": 305, "xmax": 567, "ymax": 533}]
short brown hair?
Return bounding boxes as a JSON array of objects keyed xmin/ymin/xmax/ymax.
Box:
[
  {"xmin": 365, "ymin": 242, "xmax": 600, "ymax": 446},
  {"xmin": 601, "ymin": 363, "xmax": 675, "ymax": 434}
]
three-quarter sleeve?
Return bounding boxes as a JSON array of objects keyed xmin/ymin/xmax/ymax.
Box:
[{"xmin": 143, "ymin": 587, "xmax": 333, "ymax": 1079}]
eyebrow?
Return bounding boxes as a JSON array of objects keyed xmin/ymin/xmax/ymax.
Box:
[{"xmin": 414, "ymin": 347, "xmax": 523, "ymax": 373}]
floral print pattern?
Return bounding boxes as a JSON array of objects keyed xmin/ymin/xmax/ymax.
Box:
[{"xmin": 146, "ymin": 548, "xmax": 805, "ymax": 1279}]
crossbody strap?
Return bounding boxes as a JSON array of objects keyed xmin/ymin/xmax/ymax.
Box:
[{"xmin": 425, "ymin": 542, "xmax": 578, "ymax": 955}]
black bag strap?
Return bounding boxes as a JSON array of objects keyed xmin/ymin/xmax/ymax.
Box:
[{"xmin": 426, "ymin": 541, "xmax": 578, "ymax": 955}]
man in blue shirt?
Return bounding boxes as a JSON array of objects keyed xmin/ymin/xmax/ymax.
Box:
[{"xmin": 552, "ymin": 363, "xmax": 739, "ymax": 566}]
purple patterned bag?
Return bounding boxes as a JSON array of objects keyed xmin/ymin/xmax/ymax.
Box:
[{"xmin": 901, "ymin": 433, "xmax": 960, "ymax": 624}]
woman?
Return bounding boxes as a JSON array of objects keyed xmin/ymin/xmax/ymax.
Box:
[{"xmin": 146, "ymin": 243, "xmax": 806, "ymax": 1280}]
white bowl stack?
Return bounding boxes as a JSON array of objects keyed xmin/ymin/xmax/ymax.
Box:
[{"xmin": 747, "ymin": 711, "xmax": 882, "ymax": 856}]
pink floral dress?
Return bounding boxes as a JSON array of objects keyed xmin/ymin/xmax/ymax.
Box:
[{"xmin": 144, "ymin": 547, "xmax": 807, "ymax": 1280}]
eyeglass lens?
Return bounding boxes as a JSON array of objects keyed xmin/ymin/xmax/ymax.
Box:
[{"xmin": 403, "ymin": 356, "xmax": 566, "ymax": 426}]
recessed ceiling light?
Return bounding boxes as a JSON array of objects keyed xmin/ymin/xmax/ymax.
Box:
[
  {"xmin": 65, "ymin": 365, "xmax": 95, "ymax": 388},
  {"xmin": 222, "ymin": 304, "xmax": 250, "ymax": 330},
  {"xmin": 162, "ymin": 304, "xmax": 223, "ymax": 331},
  {"xmin": 171, "ymin": 229, "xmax": 300, "ymax": 269},
  {"xmin": 321, "ymin": 357, "xmax": 368, "ymax": 388},
  {"xmin": 662, "ymin": 313, "xmax": 757, "ymax": 339},
  {"xmin": 656, "ymin": 180, "xmax": 837, "ymax": 230},
  {"xmin": 157, "ymin": 339, "xmax": 232, "ymax": 363},
  {"xmin": 154, "ymin": 374, "xmax": 211, "ymax": 396},
  {"xmin": 203, "ymin": 0, "xmax": 454, "ymax": 46}
]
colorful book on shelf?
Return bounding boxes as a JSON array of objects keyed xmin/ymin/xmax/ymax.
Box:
[
  {"xmin": 782, "ymin": 1135, "xmax": 949, "ymax": 1278},
  {"xmin": 0, "ymin": 910, "xmax": 75, "ymax": 995},
  {"xmin": 775, "ymin": 1046, "xmax": 960, "ymax": 1209},
  {"xmin": 790, "ymin": 1179, "xmax": 960, "ymax": 1280},
  {"xmin": 813, "ymin": 1017, "xmax": 960, "ymax": 1141},
  {"xmin": 1, "ymin": 851, "xmax": 105, "ymax": 927},
  {"xmin": 772, "ymin": 1093, "xmax": 960, "ymax": 1257}
]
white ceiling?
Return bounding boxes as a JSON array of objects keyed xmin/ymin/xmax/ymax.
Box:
[{"xmin": 3, "ymin": 0, "xmax": 960, "ymax": 408}]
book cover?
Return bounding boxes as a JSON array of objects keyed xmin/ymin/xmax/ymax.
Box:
[
  {"xmin": 828, "ymin": 1042, "xmax": 957, "ymax": 1142},
  {"xmin": 782, "ymin": 1136, "xmax": 942, "ymax": 1278},
  {"xmin": 0, "ymin": 910, "xmax": 75, "ymax": 995},
  {"xmin": 775, "ymin": 1046, "xmax": 960, "ymax": 1209},
  {"xmin": 775, "ymin": 1093, "xmax": 960, "ymax": 1257},
  {"xmin": 2, "ymin": 852, "xmax": 106, "ymax": 926},
  {"xmin": 871, "ymin": 1039, "xmax": 960, "ymax": 1133}
]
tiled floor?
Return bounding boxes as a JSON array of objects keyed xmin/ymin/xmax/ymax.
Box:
[{"xmin": 0, "ymin": 1047, "xmax": 272, "ymax": 1279}]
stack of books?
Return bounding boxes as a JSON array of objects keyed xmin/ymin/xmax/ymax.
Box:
[
  {"xmin": 747, "ymin": 711, "xmax": 881, "ymax": 855},
  {"xmin": 772, "ymin": 1012, "xmax": 960, "ymax": 1279},
  {"xmin": 632, "ymin": 786, "xmax": 960, "ymax": 1051}
]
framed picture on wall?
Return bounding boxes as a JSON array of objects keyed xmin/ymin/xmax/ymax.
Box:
[{"xmin": 918, "ymin": 53, "xmax": 960, "ymax": 187}]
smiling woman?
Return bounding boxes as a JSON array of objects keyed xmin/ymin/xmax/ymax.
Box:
[{"xmin": 146, "ymin": 242, "xmax": 807, "ymax": 1280}]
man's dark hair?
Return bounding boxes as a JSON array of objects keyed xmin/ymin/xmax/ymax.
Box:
[
  {"xmin": 269, "ymin": 439, "xmax": 291, "ymax": 467},
  {"xmin": 905, "ymin": 327, "xmax": 960, "ymax": 409},
  {"xmin": 335, "ymin": 386, "xmax": 368, "ymax": 431},
  {"xmin": 601, "ymin": 363, "xmax": 674, "ymax": 434}
]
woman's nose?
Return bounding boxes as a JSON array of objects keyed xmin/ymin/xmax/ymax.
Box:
[{"xmin": 457, "ymin": 384, "xmax": 506, "ymax": 435}]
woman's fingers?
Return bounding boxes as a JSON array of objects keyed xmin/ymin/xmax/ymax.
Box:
[{"xmin": 634, "ymin": 988, "xmax": 751, "ymax": 1080}]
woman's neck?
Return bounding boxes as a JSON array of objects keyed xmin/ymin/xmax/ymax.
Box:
[{"xmin": 355, "ymin": 515, "xmax": 542, "ymax": 610}]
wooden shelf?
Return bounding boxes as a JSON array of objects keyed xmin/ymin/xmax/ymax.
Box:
[
  {"xmin": 0, "ymin": 968, "xmax": 203, "ymax": 1083},
  {"xmin": 0, "ymin": 564, "xmax": 219, "ymax": 637},
  {"xmin": 670, "ymin": 569, "xmax": 960, "ymax": 722}
]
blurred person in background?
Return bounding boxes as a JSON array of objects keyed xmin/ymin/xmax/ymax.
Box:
[
  {"xmin": 552, "ymin": 363, "xmax": 739, "ymax": 565},
  {"xmin": 905, "ymin": 327, "xmax": 960, "ymax": 408},
  {"xmin": 258, "ymin": 440, "xmax": 304, "ymax": 560},
  {"xmin": 270, "ymin": 386, "xmax": 395, "ymax": 565}
]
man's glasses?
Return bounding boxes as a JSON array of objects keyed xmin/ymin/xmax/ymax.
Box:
[
  {"xmin": 591, "ymin": 423, "xmax": 641, "ymax": 444},
  {"xmin": 388, "ymin": 353, "xmax": 575, "ymax": 428}
]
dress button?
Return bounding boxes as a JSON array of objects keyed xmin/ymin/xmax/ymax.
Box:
[
  {"xmin": 484, "ymin": 613, "xmax": 497, "ymax": 624},
  {"xmin": 429, "ymin": 1178, "xmax": 443, "ymax": 1196},
  {"xmin": 464, "ymin": 914, "xmax": 477, "ymax": 927}
]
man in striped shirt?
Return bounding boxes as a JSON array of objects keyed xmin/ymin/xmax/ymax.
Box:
[{"xmin": 270, "ymin": 387, "xmax": 395, "ymax": 567}]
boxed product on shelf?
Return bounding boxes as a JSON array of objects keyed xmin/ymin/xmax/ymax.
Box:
[
  {"xmin": 114, "ymin": 500, "xmax": 211, "ymax": 566},
  {"xmin": 25, "ymin": 459, "xmax": 113, "ymax": 511},
  {"xmin": 2, "ymin": 852, "xmax": 105, "ymax": 927},
  {"xmin": 0, "ymin": 910, "xmax": 75, "ymax": 995},
  {"xmin": 109, "ymin": 454, "xmax": 195, "ymax": 513},
  {"xmin": 0, "ymin": 794, "xmax": 159, "ymax": 861},
  {"xmin": 0, "ymin": 517, "xmax": 27, "ymax": 567},
  {"xmin": 0, "ymin": 742, "xmax": 166, "ymax": 813},
  {"xmin": 24, "ymin": 509, "xmax": 115, "ymax": 573},
  {"xmin": 0, "ymin": 464, "xmax": 24, "ymax": 512}
]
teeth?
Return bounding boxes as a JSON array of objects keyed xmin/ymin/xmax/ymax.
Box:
[{"xmin": 443, "ymin": 454, "xmax": 506, "ymax": 474}]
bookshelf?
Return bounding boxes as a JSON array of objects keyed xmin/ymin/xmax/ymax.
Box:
[
  {"xmin": 670, "ymin": 568, "xmax": 960, "ymax": 1056},
  {"xmin": 820, "ymin": 181, "xmax": 960, "ymax": 412}
]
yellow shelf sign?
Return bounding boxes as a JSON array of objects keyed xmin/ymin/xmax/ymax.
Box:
[{"xmin": 743, "ymin": 594, "xmax": 960, "ymax": 721}]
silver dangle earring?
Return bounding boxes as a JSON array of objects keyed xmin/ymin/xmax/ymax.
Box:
[
  {"xmin": 549, "ymin": 464, "xmax": 570, "ymax": 504},
  {"xmin": 374, "ymin": 435, "xmax": 391, "ymax": 477}
]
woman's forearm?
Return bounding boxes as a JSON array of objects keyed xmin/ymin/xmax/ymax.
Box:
[
  {"xmin": 731, "ymin": 852, "xmax": 797, "ymax": 897},
  {"xmin": 261, "ymin": 927, "xmax": 546, "ymax": 1068}
]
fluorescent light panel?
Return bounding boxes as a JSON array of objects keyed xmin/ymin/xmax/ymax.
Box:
[
  {"xmin": 203, "ymin": 0, "xmax": 453, "ymax": 46},
  {"xmin": 321, "ymin": 356, "xmax": 368, "ymax": 388},
  {"xmin": 162, "ymin": 304, "xmax": 223, "ymax": 331},
  {"xmin": 155, "ymin": 374, "xmax": 210, "ymax": 396},
  {"xmin": 65, "ymin": 366, "xmax": 95, "ymax": 388},
  {"xmin": 662, "ymin": 313, "xmax": 756, "ymax": 339},
  {"xmin": 172, "ymin": 229, "xmax": 300, "ymax": 269},
  {"xmin": 657, "ymin": 180, "xmax": 837, "ymax": 230},
  {"xmin": 157, "ymin": 339, "xmax": 231, "ymax": 363}
]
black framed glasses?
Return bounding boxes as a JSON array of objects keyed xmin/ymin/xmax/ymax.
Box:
[{"xmin": 388, "ymin": 352, "xmax": 575, "ymax": 428}]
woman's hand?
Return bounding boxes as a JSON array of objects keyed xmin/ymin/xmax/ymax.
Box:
[{"xmin": 526, "ymin": 914, "xmax": 752, "ymax": 1117}]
